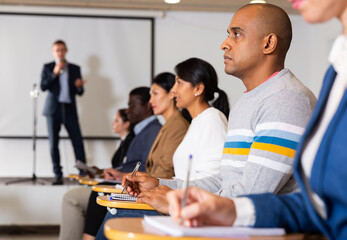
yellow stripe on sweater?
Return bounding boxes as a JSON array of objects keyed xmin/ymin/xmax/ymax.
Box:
[
  {"xmin": 223, "ymin": 148, "xmax": 250, "ymax": 155},
  {"xmin": 252, "ymin": 142, "xmax": 296, "ymax": 158}
]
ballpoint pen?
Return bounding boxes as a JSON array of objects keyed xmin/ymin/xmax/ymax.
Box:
[
  {"xmin": 179, "ymin": 154, "xmax": 193, "ymax": 225},
  {"xmin": 121, "ymin": 161, "xmax": 141, "ymax": 194}
]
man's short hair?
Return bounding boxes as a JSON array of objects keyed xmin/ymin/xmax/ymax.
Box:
[
  {"xmin": 130, "ymin": 87, "xmax": 151, "ymax": 105},
  {"xmin": 53, "ymin": 40, "xmax": 67, "ymax": 48}
]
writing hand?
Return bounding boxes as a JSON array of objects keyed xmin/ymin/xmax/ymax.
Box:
[
  {"xmin": 121, "ymin": 172, "xmax": 159, "ymax": 197},
  {"xmin": 167, "ymin": 187, "xmax": 236, "ymax": 227}
]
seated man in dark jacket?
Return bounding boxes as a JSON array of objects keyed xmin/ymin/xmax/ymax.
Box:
[{"xmin": 105, "ymin": 86, "xmax": 162, "ymax": 174}]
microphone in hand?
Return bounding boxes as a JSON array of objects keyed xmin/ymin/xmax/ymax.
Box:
[{"xmin": 54, "ymin": 60, "xmax": 65, "ymax": 75}]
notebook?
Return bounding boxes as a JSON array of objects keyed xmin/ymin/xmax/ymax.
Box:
[
  {"xmin": 109, "ymin": 193, "xmax": 137, "ymax": 202},
  {"xmin": 143, "ymin": 216, "xmax": 285, "ymax": 238}
]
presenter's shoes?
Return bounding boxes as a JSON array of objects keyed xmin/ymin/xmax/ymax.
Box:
[{"xmin": 52, "ymin": 177, "xmax": 64, "ymax": 185}]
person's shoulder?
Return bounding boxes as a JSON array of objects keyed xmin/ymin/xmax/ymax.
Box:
[
  {"xmin": 259, "ymin": 69, "xmax": 315, "ymax": 103},
  {"xmin": 276, "ymin": 69, "xmax": 317, "ymax": 104},
  {"xmin": 146, "ymin": 117, "xmax": 162, "ymax": 130},
  {"xmin": 125, "ymin": 131, "xmax": 135, "ymax": 142},
  {"xmin": 163, "ymin": 112, "xmax": 189, "ymax": 137},
  {"xmin": 43, "ymin": 61, "xmax": 55, "ymax": 68},
  {"xmin": 200, "ymin": 107, "xmax": 227, "ymax": 123},
  {"xmin": 167, "ymin": 111, "xmax": 190, "ymax": 128},
  {"xmin": 277, "ymin": 69, "xmax": 312, "ymax": 92},
  {"xmin": 68, "ymin": 63, "xmax": 80, "ymax": 69},
  {"xmin": 193, "ymin": 107, "xmax": 227, "ymax": 130}
]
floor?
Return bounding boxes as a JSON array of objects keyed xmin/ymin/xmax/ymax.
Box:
[
  {"xmin": 0, "ymin": 225, "xmax": 59, "ymax": 240},
  {"xmin": 0, "ymin": 177, "xmax": 79, "ymax": 240},
  {"xmin": 0, "ymin": 237, "xmax": 58, "ymax": 240},
  {"xmin": 0, "ymin": 177, "xmax": 78, "ymax": 186}
]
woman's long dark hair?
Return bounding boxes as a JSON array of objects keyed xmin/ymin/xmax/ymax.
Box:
[
  {"xmin": 174, "ymin": 58, "xmax": 230, "ymax": 118},
  {"xmin": 152, "ymin": 72, "xmax": 175, "ymax": 92}
]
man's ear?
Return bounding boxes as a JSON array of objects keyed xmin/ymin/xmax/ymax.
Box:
[{"xmin": 263, "ymin": 33, "xmax": 278, "ymax": 55}]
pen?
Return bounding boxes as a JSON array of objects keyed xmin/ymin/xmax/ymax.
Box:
[
  {"xmin": 179, "ymin": 154, "xmax": 193, "ymax": 225},
  {"xmin": 121, "ymin": 161, "xmax": 141, "ymax": 194}
]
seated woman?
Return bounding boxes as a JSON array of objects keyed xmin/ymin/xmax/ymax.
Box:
[
  {"xmin": 101, "ymin": 72, "xmax": 190, "ymax": 180},
  {"xmin": 83, "ymin": 72, "xmax": 190, "ymax": 240},
  {"xmin": 109, "ymin": 109, "xmax": 135, "ymax": 169},
  {"xmin": 83, "ymin": 109, "xmax": 135, "ymax": 178},
  {"xmin": 59, "ymin": 108, "xmax": 134, "ymax": 240},
  {"xmin": 171, "ymin": 57, "xmax": 229, "ymax": 180},
  {"xmin": 94, "ymin": 58, "xmax": 230, "ymax": 240}
]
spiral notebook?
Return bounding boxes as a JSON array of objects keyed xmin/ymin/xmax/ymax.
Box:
[
  {"xmin": 110, "ymin": 193, "xmax": 137, "ymax": 202},
  {"xmin": 143, "ymin": 216, "xmax": 285, "ymax": 237}
]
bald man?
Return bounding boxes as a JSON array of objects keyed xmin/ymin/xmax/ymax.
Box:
[{"xmin": 94, "ymin": 4, "xmax": 316, "ymax": 239}]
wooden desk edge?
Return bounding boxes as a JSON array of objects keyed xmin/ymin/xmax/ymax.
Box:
[
  {"xmin": 67, "ymin": 174, "xmax": 82, "ymax": 181},
  {"xmin": 97, "ymin": 196, "xmax": 154, "ymax": 210},
  {"xmin": 79, "ymin": 178, "xmax": 99, "ymax": 186},
  {"xmin": 93, "ymin": 185, "xmax": 122, "ymax": 193},
  {"xmin": 104, "ymin": 218, "xmax": 308, "ymax": 240}
]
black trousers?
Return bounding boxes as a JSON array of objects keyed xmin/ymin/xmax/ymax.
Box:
[
  {"xmin": 84, "ymin": 182, "xmax": 114, "ymax": 236},
  {"xmin": 46, "ymin": 103, "xmax": 86, "ymax": 178}
]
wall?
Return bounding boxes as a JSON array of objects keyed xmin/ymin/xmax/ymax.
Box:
[
  {"xmin": 0, "ymin": 7, "xmax": 342, "ymax": 225},
  {"xmin": 1, "ymin": 10, "xmax": 341, "ymax": 178}
]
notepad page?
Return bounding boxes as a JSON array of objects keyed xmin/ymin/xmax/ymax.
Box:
[
  {"xmin": 110, "ymin": 193, "xmax": 137, "ymax": 202},
  {"xmin": 143, "ymin": 216, "xmax": 285, "ymax": 237}
]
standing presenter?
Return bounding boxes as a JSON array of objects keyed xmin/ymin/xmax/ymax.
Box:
[{"xmin": 41, "ymin": 40, "xmax": 87, "ymax": 185}]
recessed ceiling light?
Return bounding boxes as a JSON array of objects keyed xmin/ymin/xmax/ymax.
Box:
[
  {"xmin": 250, "ymin": 0, "xmax": 267, "ymax": 3},
  {"xmin": 165, "ymin": 0, "xmax": 181, "ymax": 4}
]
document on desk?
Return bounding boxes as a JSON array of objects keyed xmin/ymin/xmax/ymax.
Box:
[
  {"xmin": 110, "ymin": 193, "xmax": 137, "ymax": 202},
  {"xmin": 143, "ymin": 216, "xmax": 285, "ymax": 237}
]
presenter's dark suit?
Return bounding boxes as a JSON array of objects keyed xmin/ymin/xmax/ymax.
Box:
[{"xmin": 40, "ymin": 61, "xmax": 86, "ymax": 179}]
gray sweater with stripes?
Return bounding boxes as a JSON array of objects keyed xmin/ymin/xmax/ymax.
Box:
[{"xmin": 160, "ymin": 69, "xmax": 317, "ymax": 198}]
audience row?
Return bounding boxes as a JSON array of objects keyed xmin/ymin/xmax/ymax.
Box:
[{"xmin": 59, "ymin": 0, "xmax": 347, "ymax": 239}]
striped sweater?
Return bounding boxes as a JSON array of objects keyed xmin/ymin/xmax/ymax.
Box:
[{"xmin": 160, "ymin": 69, "xmax": 317, "ymax": 197}]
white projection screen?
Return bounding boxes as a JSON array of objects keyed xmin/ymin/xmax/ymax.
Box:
[{"xmin": 0, "ymin": 13, "xmax": 153, "ymax": 138}]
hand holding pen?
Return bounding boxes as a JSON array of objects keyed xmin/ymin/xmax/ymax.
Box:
[
  {"xmin": 121, "ymin": 161, "xmax": 142, "ymax": 194},
  {"xmin": 121, "ymin": 171, "xmax": 160, "ymax": 196},
  {"xmin": 167, "ymin": 186, "xmax": 237, "ymax": 227}
]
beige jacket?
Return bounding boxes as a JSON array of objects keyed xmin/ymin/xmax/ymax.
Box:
[{"xmin": 146, "ymin": 110, "xmax": 189, "ymax": 178}]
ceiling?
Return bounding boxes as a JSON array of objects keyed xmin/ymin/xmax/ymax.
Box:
[{"xmin": 0, "ymin": 0, "xmax": 298, "ymax": 14}]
